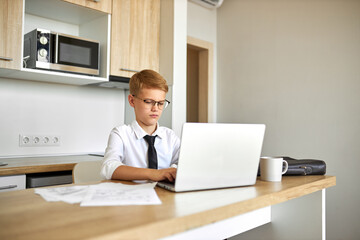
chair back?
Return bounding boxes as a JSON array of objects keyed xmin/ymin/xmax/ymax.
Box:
[{"xmin": 73, "ymin": 161, "xmax": 103, "ymax": 184}]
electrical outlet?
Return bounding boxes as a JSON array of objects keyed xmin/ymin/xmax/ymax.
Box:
[{"xmin": 19, "ymin": 134, "xmax": 61, "ymax": 147}]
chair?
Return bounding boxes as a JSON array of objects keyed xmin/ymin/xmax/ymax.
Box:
[{"xmin": 72, "ymin": 161, "xmax": 103, "ymax": 184}]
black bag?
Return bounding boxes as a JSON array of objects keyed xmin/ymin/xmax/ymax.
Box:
[{"xmin": 281, "ymin": 156, "xmax": 326, "ymax": 175}]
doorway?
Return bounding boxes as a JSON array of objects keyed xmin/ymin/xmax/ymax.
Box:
[{"xmin": 186, "ymin": 36, "xmax": 214, "ymax": 123}]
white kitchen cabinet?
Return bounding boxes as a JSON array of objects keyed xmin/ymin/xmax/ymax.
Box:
[
  {"xmin": 0, "ymin": 175, "xmax": 26, "ymax": 192},
  {"xmin": 0, "ymin": 0, "xmax": 111, "ymax": 86}
]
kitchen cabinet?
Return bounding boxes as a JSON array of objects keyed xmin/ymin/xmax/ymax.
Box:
[
  {"xmin": 110, "ymin": 0, "xmax": 160, "ymax": 78},
  {"xmin": 62, "ymin": 0, "xmax": 112, "ymax": 14},
  {"xmin": 0, "ymin": 155, "xmax": 102, "ymax": 191},
  {"xmin": 0, "ymin": 0, "xmax": 111, "ymax": 86},
  {"xmin": 0, "ymin": 0, "xmax": 23, "ymax": 70},
  {"xmin": 0, "ymin": 175, "xmax": 26, "ymax": 192}
]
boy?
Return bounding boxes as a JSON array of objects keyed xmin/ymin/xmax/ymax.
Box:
[{"xmin": 101, "ymin": 69, "xmax": 180, "ymax": 182}]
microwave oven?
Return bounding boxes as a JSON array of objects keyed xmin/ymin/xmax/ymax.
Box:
[{"xmin": 23, "ymin": 28, "xmax": 100, "ymax": 76}]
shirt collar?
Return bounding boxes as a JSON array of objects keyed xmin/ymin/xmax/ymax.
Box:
[{"xmin": 131, "ymin": 120, "xmax": 164, "ymax": 140}]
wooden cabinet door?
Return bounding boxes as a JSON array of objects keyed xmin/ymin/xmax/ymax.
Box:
[
  {"xmin": 110, "ymin": 0, "xmax": 160, "ymax": 78},
  {"xmin": 62, "ymin": 0, "xmax": 112, "ymax": 14},
  {"xmin": 0, "ymin": 0, "xmax": 23, "ymax": 70}
]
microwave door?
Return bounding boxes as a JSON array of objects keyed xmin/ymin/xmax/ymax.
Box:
[{"xmin": 52, "ymin": 34, "xmax": 99, "ymax": 76}]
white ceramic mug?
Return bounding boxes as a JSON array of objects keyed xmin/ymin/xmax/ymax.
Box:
[{"xmin": 260, "ymin": 157, "xmax": 288, "ymax": 182}]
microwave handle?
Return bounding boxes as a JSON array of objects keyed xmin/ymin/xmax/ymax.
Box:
[{"xmin": 55, "ymin": 33, "xmax": 59, "ymax": 64}]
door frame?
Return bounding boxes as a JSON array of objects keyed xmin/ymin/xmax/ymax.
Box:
[{"xmin": 187, "ymin": 36, "xmax": 214, "ymax": 123}]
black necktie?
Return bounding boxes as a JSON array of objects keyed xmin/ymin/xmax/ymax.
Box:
[{"xmin": 144, "ymin": 135, "xmax": 158, "ymax": 169}]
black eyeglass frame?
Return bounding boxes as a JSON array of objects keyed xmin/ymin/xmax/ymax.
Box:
[{"xmin": 132, "ymin": 95, "xmax": 171, "ymax": 109}]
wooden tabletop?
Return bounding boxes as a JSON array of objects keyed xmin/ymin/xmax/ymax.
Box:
[
  {"xmin": 0, "ymin": 155, "xmax": 103, "ymax": 176},
  {"xmin": 0, "ymin": 175, "xmax": 335, "ymax": 240}
]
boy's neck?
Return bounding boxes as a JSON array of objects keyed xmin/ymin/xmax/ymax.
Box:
[{"xmin": 137, "ymin": 120, "xmax": 158, "ymax": 135}]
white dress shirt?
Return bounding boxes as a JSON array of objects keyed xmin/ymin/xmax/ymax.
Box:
[{"xmin": 101, "ymin": 120, "xmax": 180, "ymax": 180}]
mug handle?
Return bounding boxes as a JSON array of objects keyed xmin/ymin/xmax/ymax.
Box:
[{"xmin": 282, "ymin": 160, "xmax": 288, "ymax": 174}]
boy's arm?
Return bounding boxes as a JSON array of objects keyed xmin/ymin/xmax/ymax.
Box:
[{"xmin": 111, "ymin": 165, "xmax": 177, "ymax": 182}]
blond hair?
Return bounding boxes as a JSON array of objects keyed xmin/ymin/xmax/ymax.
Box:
[{"xmin": 129, "ymin": 69, "xmax": 168, "ymax": 96}]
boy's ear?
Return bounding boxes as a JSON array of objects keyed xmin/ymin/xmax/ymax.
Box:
[{"xmin": 128, "ymin": 94, "xmax": 135, "ymax": 107}]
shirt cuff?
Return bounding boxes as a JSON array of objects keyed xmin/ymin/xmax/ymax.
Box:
[{"xmin": 101, "ymin": 160, "xmax": 124, "ymax": 180}]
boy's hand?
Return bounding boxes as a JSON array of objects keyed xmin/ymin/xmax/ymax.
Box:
[{"xmin": 149, "ymin": 168, "xmax": 177, "ymax": 182}]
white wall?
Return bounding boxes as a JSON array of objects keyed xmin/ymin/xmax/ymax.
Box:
[
  {"xmin": 216, "ymin": 0, "xmax": 360, "ymax": 239},
  {"xmin": 187, "ymin": 2, "xmax": 217, "ymax": 43},
  {"xmin": 0, "ymin": 78, "xmax": 125, "ymax": 157}
]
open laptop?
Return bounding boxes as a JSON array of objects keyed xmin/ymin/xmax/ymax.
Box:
[{"xmin": 157, "ymin": 123, "xmax": 266, "ymax": 192}]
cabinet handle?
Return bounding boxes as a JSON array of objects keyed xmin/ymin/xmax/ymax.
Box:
[
  {"xmin": 0, "ymin": 56, "xmax": 13, "ymax": 61},
  {"xmin": 120, "ymin": 68, "xmax": 140, "ymax": 73},
  {"xmin": 0, "ymin": 185, "xmax": 17, "ymax": 190}
]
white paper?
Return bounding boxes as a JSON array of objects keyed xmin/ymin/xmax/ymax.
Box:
[
  {"xmin": 34, "ymin": 182, "xmax": 161, "ymax": 206},
  {"xmin": 35, "ymin": 185, "xmax": 89, "ymax": 204},
  {"xmin": 80, "ymin": 182, "xmax": 161, "ymax": 206}
]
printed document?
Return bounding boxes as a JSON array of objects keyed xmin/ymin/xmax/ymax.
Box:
[
  {"xmin": 81, "ymin": 182, "xmax": 161, "ymax": 206},
  {"xmin": 35, "ymin": 185, "xmax": 89, "ymax": 204},
  {"xmin": 35, "ymin": 182, "xmax": 161, "ymax": 206}
]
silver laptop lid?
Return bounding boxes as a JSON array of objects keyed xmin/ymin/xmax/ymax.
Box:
[{"xmin": 174, "ymin": 123, "xmax": 265, "ymax": 192}]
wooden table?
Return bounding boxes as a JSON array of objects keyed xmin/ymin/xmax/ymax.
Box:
[{"xmin": 0, "ymin": 175, "xmax": 336, "ymax": 240}]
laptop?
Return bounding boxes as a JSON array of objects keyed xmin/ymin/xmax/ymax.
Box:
[{"xmin": 157, "ymin": 123, "xmax": 266, "ymax": 192}]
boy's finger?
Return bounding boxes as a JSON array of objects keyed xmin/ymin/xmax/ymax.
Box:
[{"xmin": 167, "ymin": 173, "xmax": 174, "ymax": 182}]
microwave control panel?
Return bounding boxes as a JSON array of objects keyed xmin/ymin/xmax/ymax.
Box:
[{"xmin": 36, "ymin": 30, "xmax": 50, "ymax": 63}]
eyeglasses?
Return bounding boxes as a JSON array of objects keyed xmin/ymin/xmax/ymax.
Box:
[{"xmin": 132, "ymin": 95, "xmax": 170, "ymax": 110}]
